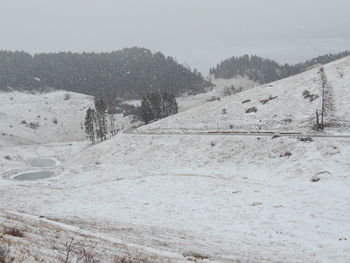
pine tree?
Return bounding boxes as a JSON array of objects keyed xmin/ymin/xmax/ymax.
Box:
[
  {"xmin": 169, "ymin": 94, "xmax": 178, "ymax": 115},
  {"xmin": 94, "ymin": 99, "xmax": 108, "ymax": 141},
  {"xmin": 84, "ymin": 108, "xmax": 96, "ymax": 143},
  {"xmin": 140, "ymin": 95, "xmax": 153, "ymax": 124},
  {"xmin": 139, "ymin": 93, "xmax": 178, "ymax": 123},
  {"xmin": 106, "ymin": 98, "xmax": 116, "ymax": 135}
]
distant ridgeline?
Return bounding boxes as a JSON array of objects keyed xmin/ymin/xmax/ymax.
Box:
[
  {"xmin": 210, "ymin": 51, "xmax": 350, "ymax": 84},
  {"xmin": 0, "ymin": 47, "xmax": 211, "ymax": 99}
]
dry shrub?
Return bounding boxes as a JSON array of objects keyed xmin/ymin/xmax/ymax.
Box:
[
  {"xmin": 183, "ymin": 251, "xmax": 209, "ymax": 262},
  {"xmin": 246, "ymin": 107, "xmax": 257, "ymax": 114},
  {"xmin": 0, "ymin": 244, "xmax": 13, "ymax": 263},
  {"xmin": 3, "ymin": 228, "xmax": 24, "ymax": 238}
]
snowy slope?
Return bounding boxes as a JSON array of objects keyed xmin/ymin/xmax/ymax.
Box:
[
  {"xmin": 139, "ymin": 56, "xmax": 350, "ymax": 134},
  {"xmin": 1, "ymin": 133, "xmax": 349, "ymax": 262},
  {"xmin": 0, "ymin": 90, "xmax": 94, "ymax": 145},
  {"xmin": 123, "ymin": 76, "xmax": 258, "ymax": 113},
  {"xmin": 177, "ymin": 76, "xmax": 258, "ymax": 112},
  {"xmin": 0, "ymin": 57, "xmax": 350, "ymax": 262}
]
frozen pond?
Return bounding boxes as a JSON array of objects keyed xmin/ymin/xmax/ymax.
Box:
[
  {"xmin": 14, "ymin": 171, "xmax": 55, "ymax": 181},
  {"xmin": 30, "ymin": 158, "xmax": 57, "ymax": 168},
  {"xmin": 10, "ymin": 158, "xmax": 58, "ymax": 181}
]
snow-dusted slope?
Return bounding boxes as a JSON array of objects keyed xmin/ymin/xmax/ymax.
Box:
[
  {"xmin": 1, "ymin": 132, "xmax": 349, "ymax": 262},
  {"xmin": 0, "ymin": 57, "xmax": 350, "ymax": 263},
  {"xmin": 123, "ymin": 76, "xmax": 258, "ymax": 113},
  {"xmin": 140, "ymin": 56, "xmax": 350, "ymax": 134},
  {"xmin": 0, "ymin": 90, "xmax": 94, "ymax": 145},
  {"xmin": 177, "ymin": 76, "xmax": 258, "ymax": 112}
]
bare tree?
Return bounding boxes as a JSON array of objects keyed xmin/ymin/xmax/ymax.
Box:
[
  {"xmin": 316, "ymin": 68, "xmax": 336, "ymax": 130},
  {"xmin": 106, "ymin": 98, "xmax": 117, "ymax": 136},
  {"xmin": 41, "ymin": 233, "xmax": 98, "ymax": 263}
]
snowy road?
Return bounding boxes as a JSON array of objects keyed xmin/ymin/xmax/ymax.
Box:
[{"xmin": 126, "ymin": 129, "xmax": 350, "ymax": 139}]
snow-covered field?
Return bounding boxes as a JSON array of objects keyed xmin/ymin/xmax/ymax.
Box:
[
  {"xmin": 0, "ymin": 90, "xmax": 135, "ymax": 146},
  {"xmin": 0, "ymin": 58, "xmax": 350, "ymax": 262},
  {"xmin": 0, "ymin": 90, "xmax": 93, "ymax": 146}
]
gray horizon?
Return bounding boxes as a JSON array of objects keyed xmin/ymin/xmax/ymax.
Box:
[{"xmin": 1, "ymin": 0, "xmax": 349, "ymax": 73}]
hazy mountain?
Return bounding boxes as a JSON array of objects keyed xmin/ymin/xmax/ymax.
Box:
[
  {"xmin": 210, "ymin": 51, "xmax": 350, "ymax": 84},
  {"xmin": 0, "ymin": 47, "xmax": 212, "ymax": 99}
]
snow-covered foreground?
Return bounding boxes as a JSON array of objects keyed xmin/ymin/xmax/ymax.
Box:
[
  {"xmin": 1, "ymin": 57, "xmax": 350, "ymax": 262},
  {"xmin": 1, "ymin": 133, "xmax": 350, "ymax": 262}
]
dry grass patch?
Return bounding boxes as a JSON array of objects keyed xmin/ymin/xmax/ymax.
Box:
[{"xmin": 3, "ymin": 228, "xmax": 24, "ymax": 238}]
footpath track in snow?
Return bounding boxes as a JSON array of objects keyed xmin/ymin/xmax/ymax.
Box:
[{"xmin": 126, "ymin": 129, "xmax": 350, "ymax": 139}]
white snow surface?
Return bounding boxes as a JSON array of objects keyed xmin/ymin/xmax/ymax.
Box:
[
  {"xmin": 0, "ymin": 90, "xmax": 94, "ymax": 145},
  {"xmin": 177, "ymin": 76, "xmax": 258, "ymax": 112},
  {"xmin": 0, "ymin": 58, "xmax": 350, "ymax": 262}
]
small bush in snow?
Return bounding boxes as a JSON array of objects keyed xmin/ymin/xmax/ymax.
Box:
[
  {"xmin": 311, "ymin": 176, "xmax": 320, "ymax": 182},
  {"xmin": 303, "ymin": 90, "xmax": 319, "ymax": 102},
  {"xmin": 3, "ymin": 227, "xmax": 24, "ymax": 238},
  {"xmin": 26, "ymin": 122, "xmax": 40, "ymax": 129},
  {"xmin": 52, "ymin": 118, "xmax": 58, "ymax": 124},
  {"xmin": 298, "ymin": 137, "xmax": 313, "ymax": 142},
  {"xmin": 183, "ymin": 252, "xmax": 209, "ymax": 262},
  {"xmin": 246, "ymin": 107, "xmax": 257, "ymax": 114},
  {"xmin": 260, "ymin": 95, "xmax": 278, "ymax": 105},
  {"xmin": 283, "ymin": 118, "xmax": 293, "ymax": 123},
  {"xmin": 64, "ymin": 93, "xmax": 71, "ymax": 100},
  {"xmin": 242, "ymin": 99, "xmax": 251, "ymax": 104},
  {"xmin": 280, "ymin": 151, "xmax": 292, "ymax": 158},
  {"xmin": 20, "ymin": 120, "xmax": 27, "ymax": 125},
  {"xmin": 114, "ymin": 257, "xmax": 147, "ymax": 263},
  {"xmin": 0, "ymin": 244, "xmax": 13, "ymax": 263},
  {"xmin": 222, "ymin": 108, "xmax": 227, "ymax": 115},
  {"xmin": 302, "ymin": 90, "xmax": 310, "ymax": 97},
  {"xmin": 207, "ymin": 96, "xmax": 220, "ymax": 102},
  {"xmin": 210, "ymin": 142, "xmax": 216, "ymax": 147}
]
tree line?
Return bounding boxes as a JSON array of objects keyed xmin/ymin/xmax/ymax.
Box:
[
  {"xmin": 0, "ymin": 47, "xmax": 211, "ymax": 99},
  {"xmin": 210, "ymin": 51, "xmax": 350, "ymax": 84},
  {"xmin": 139, "ymin": 93, "xmax": 178, "ymax": 124},
  {"xmin": 84, "ymin": 99, "xmax": 116, "ymax": 143},
  {"xmin": 84, "ymin": 93, "xmax": 178, "ymax": 143}
]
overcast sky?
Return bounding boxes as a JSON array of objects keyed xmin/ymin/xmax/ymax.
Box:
[{"xmin": 1, "ymin": 0, "xmax": 350, "ymax": 73}]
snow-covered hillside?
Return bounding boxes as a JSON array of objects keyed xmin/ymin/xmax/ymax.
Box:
[
  {"xmin": 123, "ymin": 76, "xmax": 258, "ymax": 113},
  {"xmin": 177, "ymin": 76, "xmax": 258, "ymax": 112},
  {"xmin": 0, "ymin": 90, "xmax": 94, "ymax": 145},
  {"xmin": 0, "ymin": 57, "xmax": 350, "ymax": 262},
  {"xmin": 140, "ymin": 56, "xmax": 350, "ymax": 134}
]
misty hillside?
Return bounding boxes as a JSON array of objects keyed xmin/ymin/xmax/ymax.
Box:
[
  {"xmin": 0, "ymin": 48, "xmax": 211, "ymax": 99},
  {"xmin": 210, "ymin": 51, "xmax": 350, "ymax": 84},
  {"xmin": 141, "ymin": 56, "xmax": 350, "ymax": 134}
]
